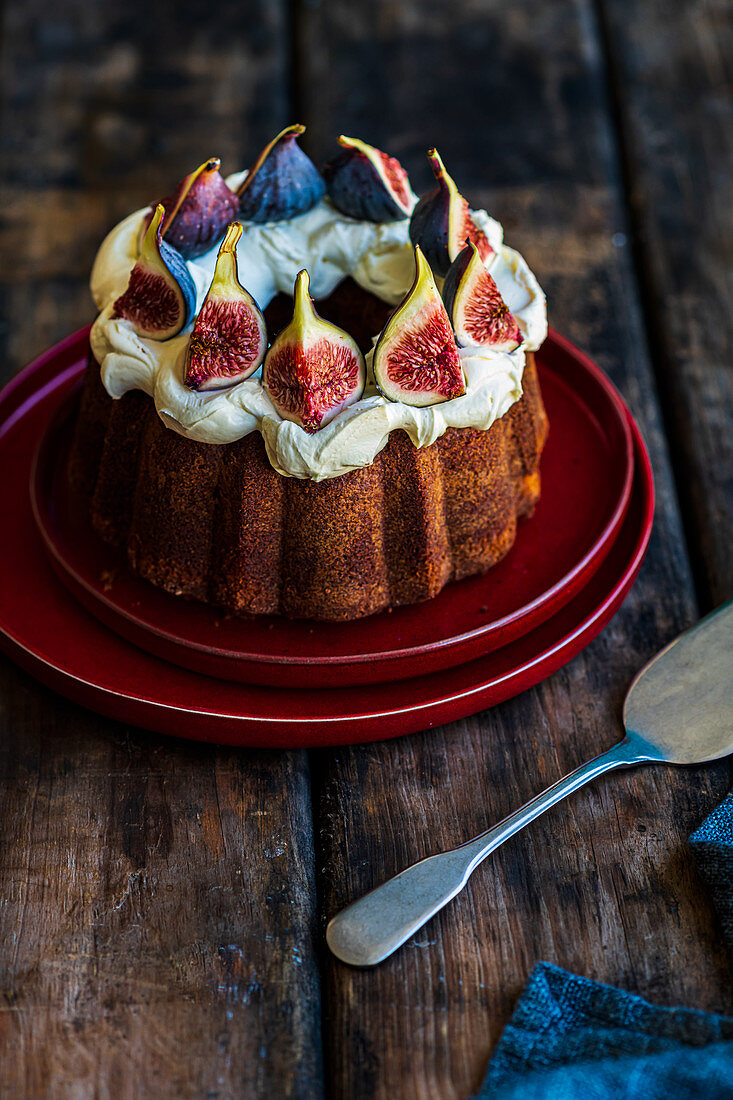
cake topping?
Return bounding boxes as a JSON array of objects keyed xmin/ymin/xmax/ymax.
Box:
[
  {"xmin": 143, "ymin": 157, "xmax": 240, "ymax": 260},
  {"xmin": 112, "ymin": 204, "xmax": 196, "ymax": 340},
  {"xmin": 323, "ymin": 135, "xmax": 416, "ymax": 222},
  {"xmin": 409, "ymin": 149, "xmax": 494, "ymax": 276},
  {"xmin": 183, "ymin": 222, "xmax": 267, "ymax": 391},
  {"xmin": 373, "ymin": 246, "xmax": 466, "ymax": 406},
  {"xmin": 443, "ymin": 240, "xmax": 522, "ymax": 351},
  {"xmin": 236, "ymin": 124, "xmax": 326, "ymax": 223},
  {"xmin": 262, "ymin": 269, "xmax": 366, "ymax": 432},
  {"xmin": 91, "ymin": 176, "xmax": 547, "ymax": 477}
]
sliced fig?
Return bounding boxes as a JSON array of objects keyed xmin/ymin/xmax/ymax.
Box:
[
  {"xmin": 322, "ymin": 135, "xmax": 415, "ymax": 222},
  {"xmin": 443, "ymin": 240, "xmax": 522, "ymax": 351},
  {"xmin": 237, "ymin": 124, "xmax": 325, "ymax": 223},
  {"xmin": 263, "ymin": 269, "xmax": 366, "ymax": 432},
  {"xmin": 112, "ymin": 204, "xmax": 196, "ymax": 340},
  {"xmin": 373, "ymin": 246, "xmax": 465, "ymax": 406},
  {"xmin": 409, "ymin": 149, "xmax": 494, "ymax": 277},
  {"xmin": 184, "ymin": 223, "xmax": 267, "ymax": 391}
]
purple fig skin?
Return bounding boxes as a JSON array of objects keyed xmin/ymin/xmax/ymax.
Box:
[
  {"xmin": 237, "ymin": 125, "xmax": 325, "ymax": 223},
  {"xmin": 323, "ymin": 136, "xmax": 414, "ymax": 222},
  {"xmin": 160, "ymin": 159, "xmax": 240, "ymax": 258},
  {"xmin": 141, "ymin": 159, "xmax": 240, "ymax": 260},
  {"xmin": 443, "ymin": 241, "xmax": 522, "ymax": 351},
  {"xmin": 409, "ymin": 191, "xmax": 450, "ymax": 274},
  {"xmin": 409, "ymin": 149, "xmax": 493, "ymax": 277},
  {"xmin": 441, "ymin": 241, "xmax": 473, "ymax": 302},
  {"xmin": 113, "ymin": 204, "xmax": 196, "ymax": 340}
]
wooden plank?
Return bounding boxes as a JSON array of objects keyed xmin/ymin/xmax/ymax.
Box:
[
  {"xmin": 0, "ymin": 0, "xmax": 291, "ymax": 383},
  {"xmin": 298, "ymin": 2, "xmax": 733, "ymax": 1097},
  {"xmin": 0, "ymin": 691, "xmax": 323, "ymax": 1098},
  {"xmin": 597, "ymin": 0, "xmax": 733, "ymax": 606},
  {"xmin": 0, "ymin": 3, "xmax": 324, "ymax": 1096}
]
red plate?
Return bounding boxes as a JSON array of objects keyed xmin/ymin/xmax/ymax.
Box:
[
  {"xmin": 0, "ymin": 330, "xmax": 653, "ymax": 748},
  {"xmin": 30, "ymin": 328, "xmax": 633, "ymax": 687}
]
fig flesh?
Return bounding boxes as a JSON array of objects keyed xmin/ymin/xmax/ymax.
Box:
[
  {"xmin": 237, "ymin": 125, "xmax": 325, "ymax": 223},
  {"xmin": 323, "ymin": 135, "xmax": 415, "ymax": 221},
  {"xmin": 373, "ymin": 246, "xmax": 465, "ymax": 406},
  {"xmin": 152, "ymin": 157, "xmax": 240, "ymax": 259},
  {"xmin": 113, "ymin": 204, "xmax": 196, "ymax": 340},
  {"xmin": 263, "ymin": 269, "xmax": 366, "ymax": 432},
  {"xmin": 409, "ymin": 149, "xmax": 493, "ymax": 277},
  {"xmin": 443, "ymin": 240, "xmax": 522, "ymax": 351},
  {"xmin": 184, "ymin": 222, "xmax": 267, "ymax": 391}
]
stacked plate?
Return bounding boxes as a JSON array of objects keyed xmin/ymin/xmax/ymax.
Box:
[{"xmin": 0, "ymin": 328, "xmax": 653, "ymax": 748}]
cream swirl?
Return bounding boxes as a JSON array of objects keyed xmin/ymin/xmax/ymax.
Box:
[{"xmin": 89, "ymin": 178, "xmax": 547, "ymax": 481}]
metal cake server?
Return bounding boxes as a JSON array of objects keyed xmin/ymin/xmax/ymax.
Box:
[{"xmin": 327, "ymin": 600, "xmax": 733, "ymax": 967}]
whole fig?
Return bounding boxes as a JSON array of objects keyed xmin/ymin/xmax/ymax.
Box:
[
  {"xmin": 263, "ymin": 269, "xmax": 366, "ymax": 432},
  {"xmin": 184, "ymin": 222, "xmax": 267, "ymax": 391},
  {"xmin": 113, "ymin": 204, "xmax": 196, "ymax": 340},
  {"xmin": 373, "ymin": 246, "xmax": 465, "ymax": 406},
  {"xmin": 323, "ymin": 135, "xmax": 415, "ymax": 222},
  {"xmin": 409, "ymin": 149, "xmax": 493, "ymax": 277},
  {"xmin": 237, "ymin": 125, "xmax": 325, "ymax": 223},
  {"xmin": 443, "ymin": 241, "xmax": 522, "ymax": 351}
]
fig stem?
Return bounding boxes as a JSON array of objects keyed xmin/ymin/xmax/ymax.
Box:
[
  {"xmin": 292, "ymin": 269, "xmax": 316, "ymax": 335},
  {"xmin": 427, "ymin": 148, "xmax": 455, "ymax": 199},
  {"xmin": 161, "ymin": 158, "xmax": 221, "ymax": 237},
  {"xmin": 220, "ymin": 221, "xmax": 243, "ymax": 253},
  {"xmin": 141, "ymin": 204, "xmax": 165, "ymax": 262},
  {"xmin": 236, "ymin": 124, "xmax": 307, "ymax": 196},
  {"xmin": 413, "ymin": 245, "xmax": 440, "ymax": 297},
  {"xmin": 209, "ymin": 222, "xmax": 245, "ymax": 296}
]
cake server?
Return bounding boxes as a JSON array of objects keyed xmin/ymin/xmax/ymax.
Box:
[{"xmin": 327, "ymin": 600, "xmax": 733, "ymax": 967}]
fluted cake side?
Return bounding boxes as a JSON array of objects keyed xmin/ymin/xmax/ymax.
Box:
[{"xmin": 67, "ymin": 353, "xmax": 547, "ymax": 621}]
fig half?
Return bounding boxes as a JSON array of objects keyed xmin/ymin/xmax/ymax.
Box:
[
  {"xmin": 237, "ymin": 125, "xmax": 325, "ymax": 223},
  {"xmin": 373, "ymin": 246, "xmax": 466, "ymax": 406},
  {"xmin": 184, "ymin": 223, "xmax": 267, "ymax": 391},
  {"xmin": 409, "ymin": 149, "xmax": 494, "ymax": 277},
  {"xmin": 323, "ymin": 135, "xmax": 415, "ymax": 222},
  {"xmin": 155, "ymin": 157, "xmax": 240, "ymax": 259},
  {"xmin": 113, "ymin": 204, "xmax": 196, "ymax": 340},
  {"xmin": 263, "ymin": 269, "xmax": 366, "ymax": 432},
  {"xmin": 443, "ymin": 241, "xmax": 522, "ymax": 351}
]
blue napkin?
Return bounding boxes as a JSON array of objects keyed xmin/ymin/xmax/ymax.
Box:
[
  {"xmin": 690, "ymin": 792, "xmax": 733, "ymax": 955},
  {"xmin": 475, "ymin": 793, "xmax": 733, "ymax": 1099}
]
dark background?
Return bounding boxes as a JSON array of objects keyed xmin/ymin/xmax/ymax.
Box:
[{"xmin": 0, "ymin": 1, "xmax": 731, "ymax": 1097}]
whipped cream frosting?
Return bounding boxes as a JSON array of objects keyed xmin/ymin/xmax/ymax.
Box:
[{"xmin": 90, "ymin": 171, "xmax": 547, "ymax": 481}]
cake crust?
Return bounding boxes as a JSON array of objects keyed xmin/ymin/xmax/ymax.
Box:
[{"xmin": 68, "ymin": 351, "xmax": 548, "ymax": 621}]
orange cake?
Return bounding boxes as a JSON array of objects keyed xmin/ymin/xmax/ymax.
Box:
[{"xmin": 68, "ymin": 128, "xmax": 548, "ymax": 621}]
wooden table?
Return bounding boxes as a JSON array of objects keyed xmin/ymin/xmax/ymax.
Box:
[{"xmin": 0, "ymin": 1, "xmax": 731, "ymax": 1096}]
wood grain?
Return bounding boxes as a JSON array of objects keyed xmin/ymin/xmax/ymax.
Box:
[
  {"xmin": 597, "ymin": 0, "xmax": 733, "ymax": 608},
  {"xmin": 0, "ymin": 3, "xmax": 324, "ymax": 1097},
  {"xmin": 0, "ymin": 0, "xmax": 291, "ymax": 384},
  {"xmin": 0, "ymin": 0, "xmax": 731, "ymax": 1097},
  {"xmin": 0, "ymin": 693, "xmax": 323, "ymax": 1097},
  {"xmin": 299, "ymin": 1, "xmax": 733, "ymax": 1096}
]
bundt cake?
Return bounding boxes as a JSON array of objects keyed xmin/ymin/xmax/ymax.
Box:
[{"xmin": 67, "ymin": 128, "xmax": 549, "ymax": 621}]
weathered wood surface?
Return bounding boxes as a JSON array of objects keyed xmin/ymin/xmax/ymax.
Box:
[
  {"xmin": 0, "ymin": 0, "xmax": 731, "ymax": 1097},
  {"xmin": 597, "ymin": 0, "xmax": 733, "ymax": 608},
  {"xmin": 302, "ymin": 0, "xmax": 733, "ymax": 1096},
  {"xmin": 0, "ymin": 3, "xmax": 323, "ymax": 1098}
]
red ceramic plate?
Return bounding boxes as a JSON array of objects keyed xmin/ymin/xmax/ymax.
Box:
[
  {"xmin": 30, "ymin": 328, "xmax": 633, "ymax": 687},
  {"xmin": 0, "ymin": 331, "xmax": 653, "ymax": 748}
]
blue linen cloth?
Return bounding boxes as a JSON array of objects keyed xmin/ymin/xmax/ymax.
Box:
[
  {"xmin": 690, "ymin": 792, "xmax": 733, "ymax": 955},
  {"xmin": 475, "ymin": 793, "xmax": 733, "ymax": 1099}
]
